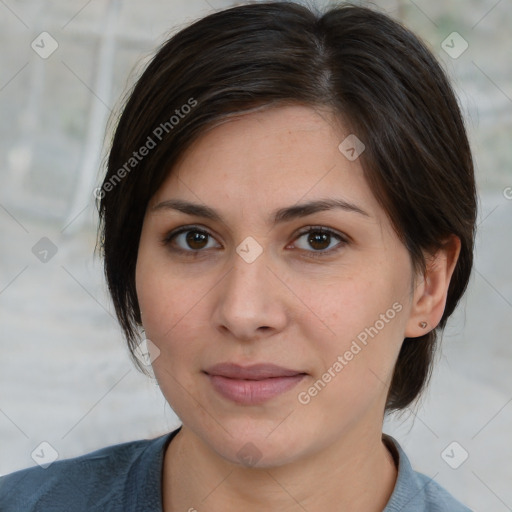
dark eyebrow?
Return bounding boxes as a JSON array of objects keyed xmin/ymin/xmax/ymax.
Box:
[{"xmin": 150, "ymin": 198, "xmax": 370, "ymax": 224}]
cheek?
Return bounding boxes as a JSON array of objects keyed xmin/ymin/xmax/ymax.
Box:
[
  {"xmin": 139, "ymin": 272, "xmax": 203, "ymax": 412},
  {"xmin": 135, "ymin": 237, "xmax": 188, "ymax": 339},
  {"xmin": 299, "ymin": 267, "xmax": 408, "ymax": 395},
  {"xmin": 137, "ymin": 275, "xmax": 197, "ymax": 356},
  {"xmin": 136, "ymin": 254, "xmax": 208, "ymax": 383},
  {"xmin": 302, "ymin": 266, "xmax": 405, "ymax": 342}
]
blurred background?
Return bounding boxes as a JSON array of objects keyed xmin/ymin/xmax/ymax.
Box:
[{"xmin": 0, "ymin": 0, "xmax": 511, "ymax": 510}]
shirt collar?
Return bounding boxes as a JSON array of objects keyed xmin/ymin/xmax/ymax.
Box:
[
  {"xmin": 122, "ymin": 426, "xmax": 182, "ymax": 512},
  {"xmin": 382, "ymin": 433, "xmax": 433, "ymax": 511}
]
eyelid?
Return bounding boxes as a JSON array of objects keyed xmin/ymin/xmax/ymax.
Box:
[
  {"xmin": 293, "ymin": 225, "xmax": 350, "ymax": 244},
  {"xmin": 161, "ymin": 224, "xmax": 220, "ymax": 247}
]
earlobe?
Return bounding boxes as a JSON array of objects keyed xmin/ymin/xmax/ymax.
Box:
[{"xmin": 405, "ymin": 235, "xmax": 461, "ymax": 338}]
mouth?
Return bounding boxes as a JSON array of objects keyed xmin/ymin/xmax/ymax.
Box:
[{"xmin": 203, "ymin": 362, "xmax": 307, "ymax": 405}]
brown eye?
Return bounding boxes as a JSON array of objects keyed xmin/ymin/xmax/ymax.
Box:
[
  {"xmin": 292, "ymin": 227, "xmax": 348, "ymax": 258},
  {"xmin": 162, "ymin": 226, "xmax": 220, "ymax": 254},
  {"xmin": 297, "ymin": 228, "xmax": 346, "ymax": 252},
  {"xmin": 184, "ymin": 230, "xmax": 209, "ymax": 250},
  {"xmin": 307, "ymin": 231, "xmax": 331, "ymax": 251}
]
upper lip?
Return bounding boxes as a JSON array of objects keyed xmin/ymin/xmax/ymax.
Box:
[{"xmin": 204, "ymin": 363, "xmax": 305, "ymax": 380}]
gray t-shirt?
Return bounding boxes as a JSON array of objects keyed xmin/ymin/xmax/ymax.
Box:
[{"xmin": 0, "ymin": 427, "xmax": 472, "ymax": 511}]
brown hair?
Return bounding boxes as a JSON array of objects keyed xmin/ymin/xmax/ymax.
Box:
[{"xmin": 96, "ymin": 1, "xmax": 477, "ymax": 412}]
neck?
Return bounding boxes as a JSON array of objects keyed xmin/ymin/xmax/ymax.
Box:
[{"xmin": 162, "ymin": 423, "xmax": 397, "ymax": 512}]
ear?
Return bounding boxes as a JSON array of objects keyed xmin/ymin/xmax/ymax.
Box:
[{"xmin": 405, "ymin": 235, "xmax": 461, "ymax": 338}]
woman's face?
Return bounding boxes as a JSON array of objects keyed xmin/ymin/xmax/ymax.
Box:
[{"xmin": 136, "ymin": 105, "xmax": 419, "ymax": 467}]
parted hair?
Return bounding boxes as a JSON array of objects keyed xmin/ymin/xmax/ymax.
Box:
[{"xmin": 96, "ymin": 1, "xmax": 477, "ymax": 412}]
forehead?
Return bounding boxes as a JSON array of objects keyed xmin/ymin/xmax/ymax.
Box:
[{"xmin": 149, "ymin": 105, "xmax": 380, "ymax": 223}]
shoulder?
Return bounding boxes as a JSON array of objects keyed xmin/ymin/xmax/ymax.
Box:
[
  {"xmin": 415, "ymin": 471, "xmax": 472, "ymax": 512},
  {"xmin": 0, "ymin": 430, "xmax": 178, "ymax": 512},
  {"xmin": 383, "ymin": 434, "xmax": 473, "ymax": 512}
]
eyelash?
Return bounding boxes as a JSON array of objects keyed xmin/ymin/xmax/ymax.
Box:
[{"xmin": 161, "ymin": 225, "xmax": 349, "ymax": 260}]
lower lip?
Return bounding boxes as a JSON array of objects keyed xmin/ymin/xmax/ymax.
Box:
[{"xmin": 206, "ymin": 373, "xmax": 306, "ymax": 405}]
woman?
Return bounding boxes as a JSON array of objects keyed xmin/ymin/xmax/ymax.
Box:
[{"xmin": 0, "ymin": 2, "xmax": 476, "ymax": 510}]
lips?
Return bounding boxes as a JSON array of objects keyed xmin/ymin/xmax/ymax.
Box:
[
  {"xmin": 204, "ymin": 362, "xmax": 304, "ymax": 380},
  {"xmin": 203, "ymin": 362, "xmax": 307, "ymax": 405}
]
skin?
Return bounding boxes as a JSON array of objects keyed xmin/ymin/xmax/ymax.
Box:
[{"xmin": 135, "ymin": 104, "xmax": 461, "ymax": 512}]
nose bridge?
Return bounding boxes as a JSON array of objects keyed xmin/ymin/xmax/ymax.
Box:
[{"xmin": 225, "ymin": 238, "xmax": 271, "ymax": 308}]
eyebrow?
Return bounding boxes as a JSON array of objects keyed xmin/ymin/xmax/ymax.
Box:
[{"xmin": 150, "ymin": 198, "xmax": 370, "ymax": 225}]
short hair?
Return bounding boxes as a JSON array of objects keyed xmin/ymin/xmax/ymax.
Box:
[{"xmin": 96, "ymin": 1, "xmax": 477, "ymax": 413}]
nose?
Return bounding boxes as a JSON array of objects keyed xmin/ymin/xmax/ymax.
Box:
[{"xmin": 211, "ymin": 246, "xmax": 288, "ymax": 341}]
